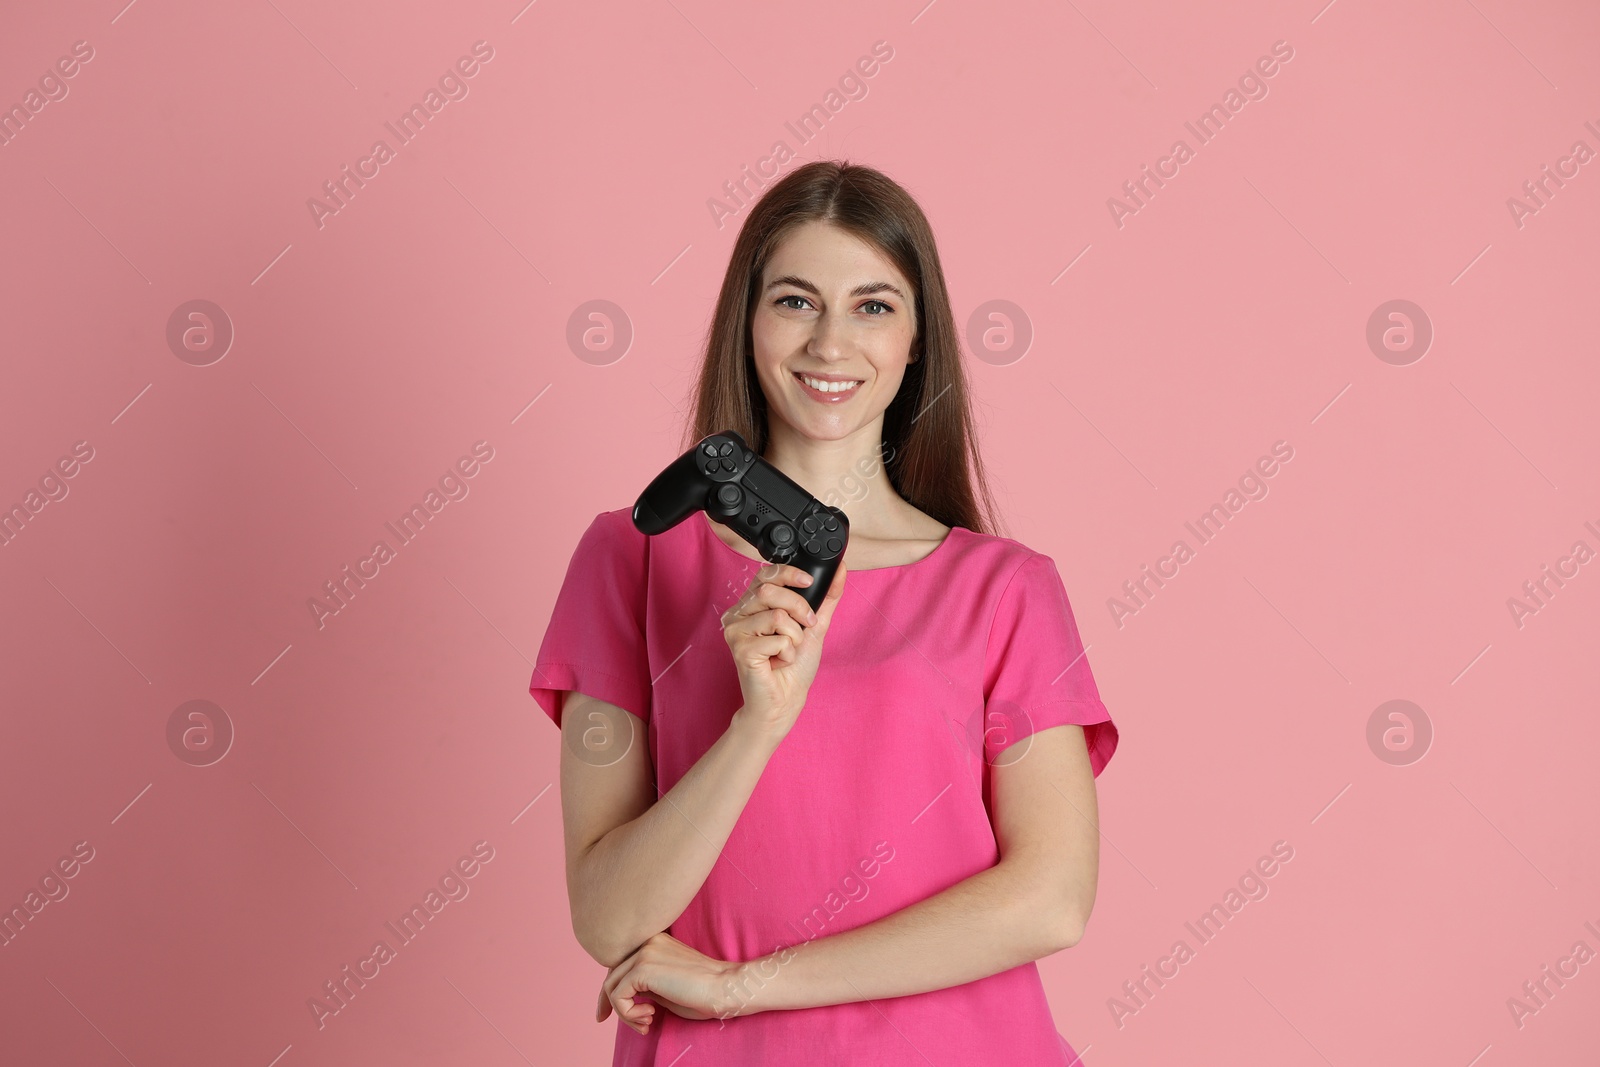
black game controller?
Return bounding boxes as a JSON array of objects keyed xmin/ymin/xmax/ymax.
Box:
[{"xmin": 633, "ymin": 431, "xmax": 849, "ymax": 613}]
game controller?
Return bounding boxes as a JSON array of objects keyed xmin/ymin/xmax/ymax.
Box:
[{"xmin": 633, "ymin": 431, "xmax": 849, "ymax": 613}]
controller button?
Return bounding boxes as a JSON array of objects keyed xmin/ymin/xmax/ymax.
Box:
[
  {"xmin": 823, "ymin": 516, "xmax": 839, "ymax": 532},
  {"xmin": 804, "ymin": 538, "xmax": 822, "ymax": 555},
  {"xmin": 826, "ymin": 537, "xmax": 842, "ymax": 553},
  {"xmin": 718, "ymin": 442, "xmax": 733, "ymax": 456},
  {"xmin": 703, "ymin": 460, "xmax": 718, "ymax": 474},
  {"xmin": 801, "ymin": 517, "xmax": 818, "ymax": 534},
  {"xmin": 702, "ymin": 443, "xmax": 718, "ymax": 457},
  {"xmin": 720, "ymin": 458, "xmax": 737, "ymax": 471}
]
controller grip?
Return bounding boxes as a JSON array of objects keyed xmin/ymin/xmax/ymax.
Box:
[
  {"xmin": 632, "ymin": 450, "xmax": 706, "ymax": 535},
  {"xmin": 795, "ymin": 556, "xmax": 840, "ymax": 613}
]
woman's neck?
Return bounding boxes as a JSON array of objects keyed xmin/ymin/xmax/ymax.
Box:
[{"xmin": 761, "ymin": 420, "xmax": 903, "ymax": 531}]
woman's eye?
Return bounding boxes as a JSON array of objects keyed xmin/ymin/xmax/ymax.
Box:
[{"xmin": 774, "ymin": 296, "xmax": 893, "ymax": 314}]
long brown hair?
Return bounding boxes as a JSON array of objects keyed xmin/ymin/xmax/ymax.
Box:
[{"xmin": 683, "ymin": 160, "xmax": 1004, "ymax": 537}]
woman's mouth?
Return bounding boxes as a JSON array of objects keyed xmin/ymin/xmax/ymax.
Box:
[{"xmin": 794, "ymin": 371, "xmax": 863, "ymax": 402}]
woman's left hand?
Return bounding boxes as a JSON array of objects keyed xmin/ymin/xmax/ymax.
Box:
[{"xmin": 597, "ymin": 932, "xmax": 750, "ymax": 1035}]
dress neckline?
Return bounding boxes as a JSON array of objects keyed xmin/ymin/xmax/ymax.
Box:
[{"xmin": 697, "ymin": 510, "xmax": 962, "ymax": 575}]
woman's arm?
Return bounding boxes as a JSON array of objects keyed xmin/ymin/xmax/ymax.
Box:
[
  {"xmin": 559, "ymin": 690, "xmax": 784, "ymax": 968},
  {"xmin": 599, "ymin": 722, "xmax": 1101, "ymax": 1026},
  {"xmin": 727, "ymin": 723, "xmax": 1100, "ymax": 1014}
]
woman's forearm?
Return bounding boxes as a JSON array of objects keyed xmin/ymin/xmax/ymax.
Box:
[
  {"xmin": 572, "ymin": 709, "xmax": 785, "ymax": 967},
  {"xmin": 718, "ymin": 858, "xmax": 1079, "ymax": 1016}
]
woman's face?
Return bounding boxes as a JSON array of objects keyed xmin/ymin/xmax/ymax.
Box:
[{"xmin": 749, "ymin": 220, "xmax": 918, "ymax": 444}]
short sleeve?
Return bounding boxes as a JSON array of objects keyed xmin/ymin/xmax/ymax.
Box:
[
  {"xmin": 983, "ymin": 552, "xmax": 1118, "ymax": 776},
  {"xmin": 528, "ymin": 510, "xmax": 652, "ymax": 729}
]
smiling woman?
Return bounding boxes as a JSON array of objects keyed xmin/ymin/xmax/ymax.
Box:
[{"xmin": 530, "ymin": 160, "xmax": 1118, "ymax": 1067}]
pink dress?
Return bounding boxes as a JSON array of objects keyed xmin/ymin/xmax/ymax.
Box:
[{"xmin": 530, "ymin": 508, "xmax": 1118, "ymax": 1066}]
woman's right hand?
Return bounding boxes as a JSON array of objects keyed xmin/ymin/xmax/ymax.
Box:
[{"xmin": 722, "ymin": 559, "xmax": 847, "ymax": 739}]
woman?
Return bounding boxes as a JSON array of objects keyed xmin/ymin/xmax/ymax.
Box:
[{"xmin": 530, "ymin": 160, "xmax": 1118, "ymax": 1065}]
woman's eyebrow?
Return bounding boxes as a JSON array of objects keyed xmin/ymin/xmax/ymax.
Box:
[{"xmin": 764, "ymin": 275, "xmax": 907, "ymax": 301}]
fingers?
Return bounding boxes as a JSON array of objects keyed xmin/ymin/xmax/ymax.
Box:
[
  {"xmin": 613, "ymin": 977, "xmax": 654, "ymax": 1034},
  {"xmin": 739, "ymin": 632, "xmax": 798, "ymax": 666},
  {"xmin": 730, "ymin": 580, "xmax": 816, "ymax": 628},
  {"xmin": 602, "ymin": 967, "xmax": 654, "ymax": 1035},
  {"xmin": 756, "ymin": 561, "xmax": 817, "ymax": 592},
  {"xmin": 728, "ymin": 605, "xmax": 805, "ymax": 645}
]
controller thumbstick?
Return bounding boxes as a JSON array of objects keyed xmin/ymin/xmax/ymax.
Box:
[
  {"xmin": 766, "ymin": 523, "xmax": 797, "ymax": 560},
  {"xmin": 710, "ymin": 483, "xmax": 743, "ymax": 518}
]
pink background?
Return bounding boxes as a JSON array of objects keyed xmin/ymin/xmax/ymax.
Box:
[{"xmin": 2, "ymin": 0, "xmax": 1597, "ymax": 1063}]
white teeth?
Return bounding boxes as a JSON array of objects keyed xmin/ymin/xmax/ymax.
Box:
[{"xmin": 798, "ymin": 374, "xmax": 861, "ymax": 394}]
